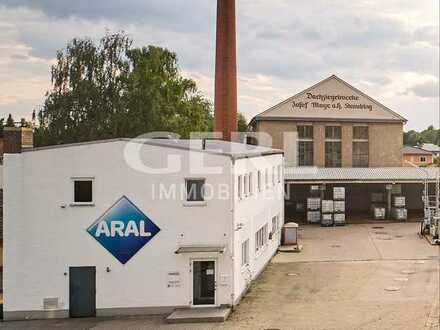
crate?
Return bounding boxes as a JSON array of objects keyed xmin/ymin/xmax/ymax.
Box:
[
  {"xmin": 307, "ymin": 211, "xmax": 321, "ymax": 224},
  {"xmin": 321, "ymin": 200, "xmax": 334, "ymax": 213},
  {"xmin": 373, "ymin": 207, "xmax": 386, "ymax": 220},
  {"xmin": 321, "ymin": 214, "xmax": 333, "ymax": 227},
  {"xmin": 307, "ymin": 198, "xmax": 321, "ymax": 211},
  {"xmin": 393, "ymin": 196, "xmax": 406, "ymax": 208},
  {"xmin": 334, "ymin": 201, "xmax": 345, "ymax": 213},
  {"xmin": 333, "ymin": 187, "xmax": 345, "ymax": 200},
  {"xmin": 392, "ymin": 207, "xmax": 407, "ymax": 221},
  {"xmin": 334, "ymin": 213, "xmax": 346, "ymax": 226}
]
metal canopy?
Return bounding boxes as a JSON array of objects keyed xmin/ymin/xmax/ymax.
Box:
[
  {"xmin": 175, "ymin": 245, "xmax": 225, "ymax": 254},
  {"xmin": 285, "ymin": 167, "xmax": 440, "ymax": 184}
]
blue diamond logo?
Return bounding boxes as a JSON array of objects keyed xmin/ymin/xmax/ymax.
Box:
[{"xmin": 87, "ymin": 196, "xmax": 160, "ymax": 264}]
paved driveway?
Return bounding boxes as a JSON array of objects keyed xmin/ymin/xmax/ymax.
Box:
[{"xmin": 2, "ymin": 223, "xmax": 439, "ymax": 330}]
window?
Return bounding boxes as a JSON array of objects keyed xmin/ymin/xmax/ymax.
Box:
[
  {"xmin": 73, "ymin": 179, "xmax": 94, "ymax": 204},
  {"xmin": 353, "ymin": 125, "xmax": 369, "ymax": 167},
  {"xmin": 241, "ymin": 240, "xmax": 249, "ymax": 266},
  {"xmin": 325, "ymin": 126, "xmax": 342, "ymax": 167},
  {"xmin": 238, "ymin": 175, "xmax": 243, "ymax": 199},
  {"xmin": 325, "ymin": 126, "xmax": 342, "ymax": 139},
  {"xmin": 277, "ymin": 165, "xmax": 282, "ymax": 183},
  {"xmin": 298, "ymin": 125, "xmax": 314, "ymax": 166},
  {"xmin": 265, "ymin": 169, "xmax": 269, "ymax": 188},
  {"xmin": 249, "ymin": 173, "xmax": 253, "ymax": 195},
  {"xmin": 272, "ymin": 215, "xmax": 280, "ymax": 234},
  {"xmin": 421, "ymin": 157, "xmax": 426, "ymax": 163},
  {"xmin": 272, "ymin": 166, "xmax": 276, "ymax": 186},
  {"xmin": 186, "ymin": 179, "xmax": 205, "ymax": 202},
  {"xmin": 244, "ymin": 174, "xmax": 249, "ymax": 197},
  {"xmin": 258, "ymin": 170, "xmax": 262, "ymax": 192},
  {"xmin": 255, "ymin": 224, "xmax": 268, "ymax": 253}
]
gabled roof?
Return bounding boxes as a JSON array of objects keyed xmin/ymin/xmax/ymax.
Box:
[
  {"xmin": 250, "ymin": 75, "xmax": 407, "ymax": 125},
  {"xmin": 402, "ymin": 146, "xmax": 433, "ymax": 155},
  {"xmin": 420, "ymin": 143, "xmax": 440, "ymax": 153}
]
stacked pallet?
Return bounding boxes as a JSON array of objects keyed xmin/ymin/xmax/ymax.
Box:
[
  {"xmin": 321, "ymin": 200, "xmax": 334, "ymax": 227},
  {"xmin": 371, "ymin": 192, "xmax": 386, "ymax": 220},
  {"xmin": 392, "ymin": 196, "xmax": 407, "ymax": 221},
  {"xmin": 307, "ymin": 198, "xmax": 321, "ymax": 224},
  {"xmin": 333, "ymin": 187, "xmax": 346, "ymax": 226}
]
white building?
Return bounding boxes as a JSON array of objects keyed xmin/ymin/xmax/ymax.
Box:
[{"xmin": 3, "ymin": 138, "xmax": 284, "ymax": 320}]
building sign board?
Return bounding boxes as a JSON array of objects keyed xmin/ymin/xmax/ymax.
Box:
[{"xmin": 87, "ymin": 196, "xmax": 160, "ymax": 264}]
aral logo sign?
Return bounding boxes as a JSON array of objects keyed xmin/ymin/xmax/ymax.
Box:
[{"xmin": 87, "ymin": 196, "xmax": 160, "ymax": 264}]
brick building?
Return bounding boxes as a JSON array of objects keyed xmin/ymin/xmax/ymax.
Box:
[
  {"xmin": 250, "ymin": 75, "xmax": 437, "ymax": 223},
  {"xmin": 402, "ymin": 146, "xmax": 434, "ymax": 167}
]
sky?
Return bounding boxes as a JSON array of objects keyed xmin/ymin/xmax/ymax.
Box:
[{"xmin": 0, "ymin": 0, "xmax": 438, "ymax": 131}]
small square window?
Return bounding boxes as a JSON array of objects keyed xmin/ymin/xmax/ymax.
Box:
[
  {"xmin": 186, "ymin": 179, "xmax": 205, "ymax": 202},
  {"xmin": 73, "ymin": 179, "xmax": 93, "ymax": 204}
]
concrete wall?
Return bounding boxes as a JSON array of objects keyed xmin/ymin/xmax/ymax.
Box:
[{"xmin": 369, "ymin": 123, "xmax": 403, "ymax": 167}]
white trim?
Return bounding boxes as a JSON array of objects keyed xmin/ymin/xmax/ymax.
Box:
[{"xmin": 71, "ymin": 177, "xmax": 95, "ymax": 206}]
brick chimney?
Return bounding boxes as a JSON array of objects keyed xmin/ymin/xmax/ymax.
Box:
[
  {"xmin": 3, "ymin": 127, "xmax": 33, "ymax": 154},
  {"xmin": 214, "ymin": 0, "xmax": 238, "ymax": 142}
]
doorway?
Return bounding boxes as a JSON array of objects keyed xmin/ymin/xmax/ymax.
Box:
[
  {"xmin": 192, "ymin": 260, "xmax": 216, "ymax": 306},
  {"xmin": 69, "ymin": 266, "xmax": 96, "ymax": 318}
]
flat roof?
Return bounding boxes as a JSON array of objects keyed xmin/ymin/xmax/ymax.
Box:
[
  {"xmin": 285, "ymin": 167, "xmax": 440, "ymax": 184},
  {"xmin": 23, "ymin": 138, "xmax": 283, "ymax": 160}
]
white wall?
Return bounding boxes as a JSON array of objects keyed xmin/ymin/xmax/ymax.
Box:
[
  {"xmin": 4, "ymin": 141, "xmax": 236, "ymax": 316},
  {"xmin": 232, "ymin": 154, "xmax": 284, "ymax": 303},
  {"xmin": 0, "ymin": 164, "xmax": 3, "ymax": 189}
]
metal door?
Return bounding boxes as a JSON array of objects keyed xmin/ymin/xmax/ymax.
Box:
[
  {"xmin": 69, "ymin": 266, "xmax": 96, "ymax": 318},
  {"xmin": 192, "ymin": 260, "xmax": 216, "ymax": 306}
]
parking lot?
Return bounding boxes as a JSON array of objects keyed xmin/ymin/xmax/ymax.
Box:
[{"xmin": 2, "ymin": 223, "xmax": 439, "ymax": 330}]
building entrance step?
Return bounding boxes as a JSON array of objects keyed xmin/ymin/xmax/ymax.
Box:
[{"xmin": 166, "ymin": 307, "xmax": 231, "ymax": 323}]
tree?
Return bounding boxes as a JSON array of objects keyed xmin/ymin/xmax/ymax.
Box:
[
  {"xmin": 6, "ymin": 114, "xmax": 15, "ymax": 127},
  {"xmin": 404, "ymin": 126, "xmax": 440, "ymax": 146},
  {"xmin": 35, "ymin": 32, "xmax": 213, "ymax": 146},
  {"xmin": 237, "ymin": 113, "xmax": 248, "ymax": 132}
]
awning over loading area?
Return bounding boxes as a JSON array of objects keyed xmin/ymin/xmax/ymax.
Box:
[
  {"xmin": 285, "ymin": 167, "xmax": 440, "ymax": 184},
  {"xmin": 175, "ymin": 245, "xmax": 226, "ymax": 254}
]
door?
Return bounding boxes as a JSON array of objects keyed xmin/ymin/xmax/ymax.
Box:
[
  {"xmin": 69, "ymin": 266, "xmax": 96, "ymax": 318},
  {"xmin": 192, "ymin": 260, "xmax": 216, "ymax": 306}
]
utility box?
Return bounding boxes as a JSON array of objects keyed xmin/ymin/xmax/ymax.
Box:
[{"xmin": 282, "ymin": 222, "xmax": 299, "ymax": 245}]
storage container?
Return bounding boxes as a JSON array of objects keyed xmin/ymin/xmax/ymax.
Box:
[
  {"xmin": 321, "ymin": 214, "xmax": 333, "ymax": 227},
  {"xmin": 307, "ymin": 211, "xmax": 321, "ymax": 224},
  {"xmin": 282, "ymin": 222, "xmax": 299, "ymax": 245},
  {"xmin": 334, "ymin": 201, "xmax": 345, "ymax": 213},
  {"xmin": 392, "ymin": 207, "xmax": 407, "ymax": 221},
  {"xmin": 321, "ymin": 200, "xmax": 334, "ymax": 213},
  {"xmin": 333, "ymin": 187, "xmax": 345, "ymax": 200},
  {"xmin": 334, "ymin": 213, "xmax": 346, "ymax": 225},
  {"xmin": 393, "ymin": 196, "xmax": 406, "ymax": 208},
  {"xmin": 373, "ymin": 207, "xmax": 386, "ymax": 220},
  {"xmin": 307, "ymin": 198, "xmax": 321, "ymax": 211}
]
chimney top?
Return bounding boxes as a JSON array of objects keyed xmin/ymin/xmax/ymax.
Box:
[{"xmin": 3, "ymin": 127, "xmax": 34, "ymax": 154}]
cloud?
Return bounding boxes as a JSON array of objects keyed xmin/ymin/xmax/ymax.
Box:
[{"xmin": 0, "ymin": 0, "xmax": 438, "ymax": 130}]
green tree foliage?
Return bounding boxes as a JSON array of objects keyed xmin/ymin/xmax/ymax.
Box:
[
  {"xmin": 237, "ymin": 113, "xmax": 248, "ymax": 132},
  {"xmin": 6, "ymin": 114, "xmax": 15, "ymax": 127},
  {"xmin": 403, "ymin": 125, "xmax": 439, "ymax": 146},
  {"xmin": 35, "ymin": 32, "xmax": 213, "ymax": 147}
]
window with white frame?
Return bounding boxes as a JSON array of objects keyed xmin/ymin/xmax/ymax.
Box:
[
  {"xmin": 249, "ymin": 172, "xmax": 253, "ymax": 195},
  {"xmin": 265, "ymin": 169, "xmax": 269, "ymax": 188},
  {"xmin": 258, "ymin": 170, "xmax": 262, "ymax": 191},
  {"xmin": 238, "ymin": 175, "xmax": 243, "ymax": 199},
  {"xmin": 241, "ymin": 239, "xmax": 249, "ymax": 266},
  {"xmin": 353, "ymin": 125, "xmax": 369, "ymax": 167},
  {"xmin": 72, "ymin": 178, "xmax": 94, "ymax": 205},
  {"xmin": 185, "ymin": 178, "xmax": 205, "ymax": 202},
  {"xmin": 272, "ymin": 214, "xmax": 281, "ymax": 234},
  {"xmin": 244, "ymin": 174, "xmax": 249, "ymax": 197},
  {"xmin": 272, "ymin": 166, "xmax": 276, "ymax": 186},
  {"xmin": 298, "ymin": 125, "xmax": 314, "ymax": 166},
  {"xmin": 277, "ymin": 165, "xmax": 282, "ymax": 183},
  {"xmin": 255, "ymin": 224, "xmax": 268, "ymax": 252}
]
